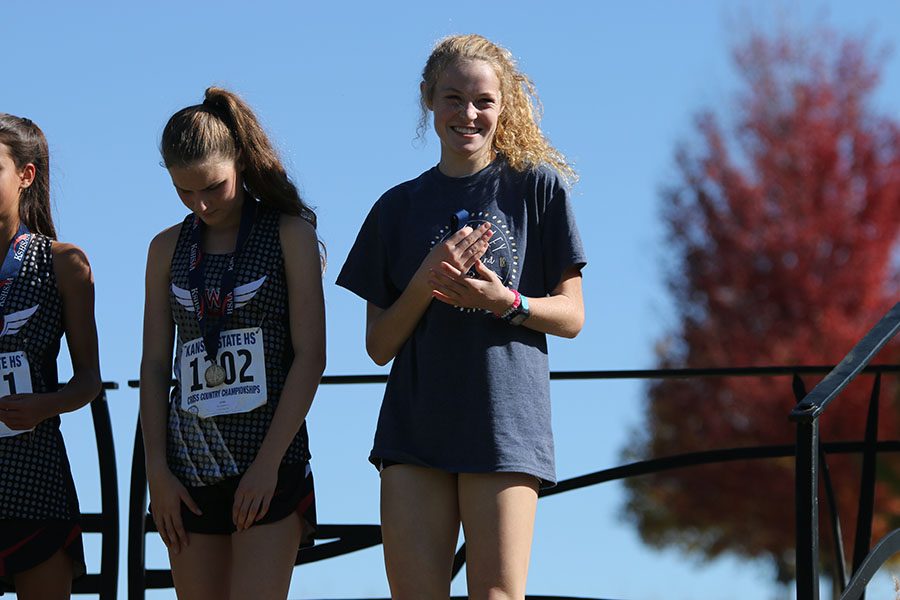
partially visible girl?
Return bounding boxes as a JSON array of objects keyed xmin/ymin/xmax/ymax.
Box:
[
  {"xmin": 140, "ymin": 87, "xmax": 325, "ymax": 600},
  {"xmin": 0, "ymin": 114, "xmax": 102, "ymax": 599},
  {"xmin": 338, "ymin": 35, "xmax": 586, "ymax": 599}
]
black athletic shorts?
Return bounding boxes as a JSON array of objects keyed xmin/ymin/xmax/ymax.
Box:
[
  {"xmin": 0, "ymin": 519, "xmax": 85, "ymax": 591},
  {"xmin": 151, "ymin": 461, "xmax": 317, "ymax": 545}
]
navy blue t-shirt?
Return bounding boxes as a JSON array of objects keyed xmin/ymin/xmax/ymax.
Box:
[{"xmin": 336, "ymin": 159, "xmax": 586, "ymax": 486}]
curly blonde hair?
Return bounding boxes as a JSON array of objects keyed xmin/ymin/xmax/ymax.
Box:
[{"xmin": 418, "ymin": 34, "xmax": 576, "ymax": 183}]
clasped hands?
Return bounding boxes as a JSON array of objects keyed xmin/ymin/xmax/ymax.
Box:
[{"xmin": 416, "ymin": 222, "xmax": 515, "ymax": 314}]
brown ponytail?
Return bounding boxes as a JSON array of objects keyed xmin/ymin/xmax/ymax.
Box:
[
  {"xmin": 161, "ymin": 87, "xmax": 317, "ymax": 227},
  {"xmin": 0, "ymin": 114, "xmax": 57, "ymax": 239}
]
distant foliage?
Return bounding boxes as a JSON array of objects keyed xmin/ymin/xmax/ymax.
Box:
[{"xmin": 623, "ymin": 27, "xmax": 900, "ymax": 583}]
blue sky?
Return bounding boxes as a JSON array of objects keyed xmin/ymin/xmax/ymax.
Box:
[{"xmin": 4, "ymin": 1, "xmax": 900, "ymax": 598}]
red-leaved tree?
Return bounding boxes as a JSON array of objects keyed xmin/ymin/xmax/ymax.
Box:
[{"xmin": 623, "ymin": 27, "xmax": 900, "ymax": 586}]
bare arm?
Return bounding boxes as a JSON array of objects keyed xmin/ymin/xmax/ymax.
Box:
[
  {"xmin": 255, "ymin": 216, "xmax": 326, "ymax": 464},
  {"xmin": 232, "ymin": 215, "xmax": 326, "ymax": 530},
  {"xmin": 139, "ymin": 227, "xmax": 178, "ymax": 476},
  {"xmin": 0, "ymin": 243, "xmax": 101, "ymax": 429},
  {"xmin": 519, "ymin": 266, "xmax": 584, "ymax": 338},
  {"xmin": 53, "ymin": 242, "xmax": 103, "ymax": 408},
  {"xmin": 139, "ymin": 225, "xmax": 201, "ymax": 554},
  {"xmin": 365, "ymin": 223, "xmax": 493, "ymax": 365}
]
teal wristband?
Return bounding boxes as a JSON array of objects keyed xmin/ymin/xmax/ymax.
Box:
[
  {"xmin": 495, "ymin": 288, "xmax": 521, "ymax": 319},
  {"xmin": 505, "ymin": 293, "xmax": 530, "ymax": 326}
]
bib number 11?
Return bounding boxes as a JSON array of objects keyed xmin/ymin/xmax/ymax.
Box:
[{"xmin": 0, "ymin": 351, "xmax": 34, "ymax": 438}]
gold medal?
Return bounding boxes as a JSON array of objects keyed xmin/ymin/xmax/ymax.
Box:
[{"xmin": 205, "ymin": 364, "xmax": 227, "ymax": 387}]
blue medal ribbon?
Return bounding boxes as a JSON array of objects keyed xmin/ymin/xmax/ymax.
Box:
[
  {"xmin": 450, "ymin": 209, "xmax": 470, "ymax": 233},
  {"xmin": 0, "ymin": 223, "xmax": 34, "ymax": 310},
  {"xmin": 186, "ymin": 198, "xmax": 257, "ymax": 366}
]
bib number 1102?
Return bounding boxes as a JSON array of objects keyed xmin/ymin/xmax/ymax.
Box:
[
  {"xmin": 188, "ymin": 349, "xmax": 254, "ymax": 392},
  {"xmin": 179, "ymin": 327, "xmax": 267, "ymax": 419}
]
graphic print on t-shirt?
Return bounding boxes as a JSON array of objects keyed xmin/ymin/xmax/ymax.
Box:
[
  {"xmin": 430, "ymin": 211, "xmax": 519, "ymax": 313},
  {"xmin": 171, "ymin": 276, "xmax": 267, "ymax": 317}
]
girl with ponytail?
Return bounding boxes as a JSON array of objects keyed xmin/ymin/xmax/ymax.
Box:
[
  {"xmin": 0, "ymin": 114, "xmax": 102, "ymax": 599},
  {"xmin": 140, "ymin": 88, "xmax": 324, "ymax": 599}
]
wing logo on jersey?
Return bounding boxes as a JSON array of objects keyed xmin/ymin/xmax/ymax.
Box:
[
  {"xmin": 0, "ymin": 305, "xmax": 39, "ymax": 337},
  {"xmin": 172, "ymin": 276, "xmax": 267, "ymax": 316}
]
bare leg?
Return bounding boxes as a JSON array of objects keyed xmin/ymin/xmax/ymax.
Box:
[
  {"xmin": 381, "ymin": 464, "xmax": 460, "ymax": 600},
  {"xmin": 230, "ymin": 513, "xmax": 303, "ymax": 600},
  {"xmin": 169, "ymin": 533, "xmax": 231, "ymax": 600},
  {"xmin": 458, "ymin": 472, "xmax": 539, "ymax": 600},
  {"xmin": 11, "ymin": 548, "xmax": 73, "ymax": 600}
]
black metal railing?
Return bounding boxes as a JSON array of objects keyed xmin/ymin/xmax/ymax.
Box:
[
  {"xmin": 24, "ymin": 303, "xmax": 896, "ymax": 599},
  {"xmin": 117, "ymin": 353, "xmax": 900, "ymax": 599},
  {"xmin": 792, "ymin": 302, "xmax": 900, "ymax": 600},
  {"xmin": 76, "ymin": 383, "xmax": 121, "ymax": 600}
]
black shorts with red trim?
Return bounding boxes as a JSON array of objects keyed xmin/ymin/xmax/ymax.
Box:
[
  {"xmin": 0, "ymin": 519, "xmax": 85, "ymax": 592},
  {"xmin": 151, "ymin": 461, "xmax": 317, "ymax": 546}
]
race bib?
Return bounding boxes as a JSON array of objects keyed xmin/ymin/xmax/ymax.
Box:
[
  {"xmin": 0, "ymin": 351, "xmax": 34, "ymax": 438},
  {"xmin": 179, "ymin": 327, "xmax": 267, "ymax": 419}
]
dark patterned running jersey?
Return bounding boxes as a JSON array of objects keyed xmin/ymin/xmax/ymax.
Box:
[
  {"xmin": 167, "ymin": 205, "xmax": 310, "ymax": 487},
  {"xmin": 0, "ymin": 235, "xmax": 79, "ymax": 520}
]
